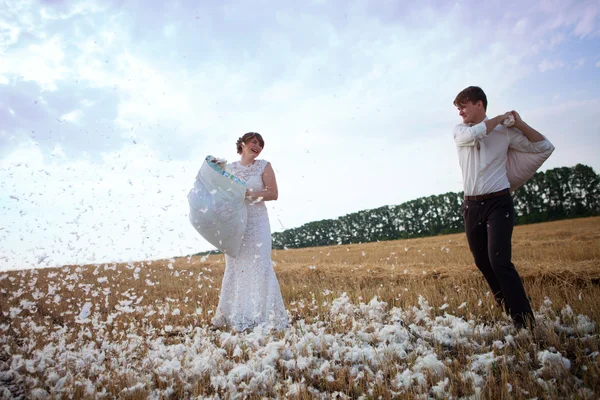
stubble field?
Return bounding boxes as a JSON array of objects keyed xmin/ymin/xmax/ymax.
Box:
[{"xmin": 1, "ymin": 217, "xmax": 599, "ymax": 399}]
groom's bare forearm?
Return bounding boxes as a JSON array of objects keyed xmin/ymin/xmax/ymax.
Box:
[
  {"xmin": 484, "ymin": 114, "xmax": 507, "ymax": 134},
  {"xmin": 515, "ymin": 121, "xmax": 545, "ymax": 142}
]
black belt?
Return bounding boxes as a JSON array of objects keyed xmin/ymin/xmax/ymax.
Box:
[{"xmin": 464, "ymin": 188, "xmax": 509, "ymax": 201}]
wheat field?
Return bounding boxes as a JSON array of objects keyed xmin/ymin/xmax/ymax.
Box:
[{"xmin": 1, "ymin": 217, "xmax": 599, "ymax": 399}]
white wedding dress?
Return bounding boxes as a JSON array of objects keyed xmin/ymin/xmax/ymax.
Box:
[{"xmin": 211, "ymin": 159, "xmax": 288, "ymax": 331}]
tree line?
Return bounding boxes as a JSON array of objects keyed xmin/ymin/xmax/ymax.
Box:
[{"xmin": 272, "ymin": 164, "xmax": 600, "ymax": 249}]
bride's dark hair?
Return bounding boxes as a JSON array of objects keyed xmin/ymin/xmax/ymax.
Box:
[{"xmin": 236, "ymin": 132, "xmax": 264, "ymax": 154}]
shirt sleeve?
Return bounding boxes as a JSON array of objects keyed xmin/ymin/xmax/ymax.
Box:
[
  {"xmin": 453, "ymin": 122, "xmax": 487, "ymax": 146},
  {"xmin": 507, "ymin": 128, "xmax": 555, "ymax": 154}
]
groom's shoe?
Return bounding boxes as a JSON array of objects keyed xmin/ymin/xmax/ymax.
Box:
[
  {"xmin": 493, "ymin": 296, "xmax": 511, "ymax": 316},
  {"xmin": 513, "ymin": 312, "xmax": 535, "ymax": 331}
]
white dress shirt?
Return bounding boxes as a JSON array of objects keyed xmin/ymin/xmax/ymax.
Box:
[{"xmin": 453, "ymin": 117, "xmax": 554, "ymax": 196}]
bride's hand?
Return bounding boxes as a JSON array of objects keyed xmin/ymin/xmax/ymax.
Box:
[{"xmin": 211, "ymin": 157, "xmax": 227, "ymax": 167}]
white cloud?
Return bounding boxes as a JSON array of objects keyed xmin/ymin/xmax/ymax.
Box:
[
  {"xmin": 573, "ymin": 3, "xmax": 599, "ymax": 37},
  {"xmin": 81, "ymin": 99, "xmax": 96, "ymax": 107},
  {"xmin": 538, "ymin": 59, "xmax": 565, "ymax": 72},
  {"xmin": 0, "ymin": 36, "xmax": 67, "ymax": 90},
  {"xmin": 0, "ymin": 19, "xmax": 21, "ymax": 52},
  {"xmin": 1, "ymin": 139, "xmax": 45, "ymax": 168},
  {"xmin": 0, "ymin": 0, "xmax": 110, "ymax": 90},
  {"xmin": 163, "ymin": 24, "xmax": 178, "ymax": 38},
  {"xmin": 0, "ymin": 142, "xmax": 206, "ymax": 269},
  {"xmin": 538, "ymin": 0, "xmax": 600, "ymax": 38},
  {"xmin": 39, "ymin": 2, "xmax": 104, "ymax": 22},
  {"xmin": 51, "ymin": 143, "xmax": 66, "ymax": 158},
  {"xmin": 513, "ymin": 18, "xmax": 528, "ymax": 35},
  {"xmin": 1, "ymin": 0, "xmax": 599, "ymax": 269},
  {"xmin": 549, "ymin": 33, "xmax": 566, "ymax": 47},
  {"xmin": 60, "ymin": 110, "xmax": 83, "ymax": 123}
]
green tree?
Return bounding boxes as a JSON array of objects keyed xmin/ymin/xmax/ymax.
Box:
[{"xmin": 272, "ymin": 164, "xmax": 600, "ymax": 250}]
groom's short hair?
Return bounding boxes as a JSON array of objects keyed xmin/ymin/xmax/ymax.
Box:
[{"xmin": 454, "ymin": 86, "xmax": 487, "ymax": 111}]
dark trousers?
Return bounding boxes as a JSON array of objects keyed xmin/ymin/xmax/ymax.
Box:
[{"xmin": 462, "ymin": 193, "xmax": 534, "ymax": 326}]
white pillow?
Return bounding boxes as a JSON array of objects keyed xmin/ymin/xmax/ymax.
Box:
[
  {"xmin": 188, "ymin": 156, "xmax": 247, "ymax": 257},
  {"xmin": 500, "ymin": 118, "xmax": 555, "ymax": 192},
  {"xmin": 506, "ymin": 138, "xmax": 555, "ymax": 192}
]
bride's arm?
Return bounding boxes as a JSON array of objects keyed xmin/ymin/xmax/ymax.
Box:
[{"xmin": 247, "ymin": 162, "xmax": 278, "ymax": 201}]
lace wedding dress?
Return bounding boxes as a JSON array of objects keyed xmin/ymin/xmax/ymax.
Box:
[{"xmin": 211, "ymin": 159, "xmax": 288, "ymax": 331}]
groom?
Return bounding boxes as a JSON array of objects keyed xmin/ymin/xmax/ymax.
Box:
[{"xmin": 452, "ymin": 86, "xmax": 554, "ymax": 329}]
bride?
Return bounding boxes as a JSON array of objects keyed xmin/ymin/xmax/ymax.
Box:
[{"xmin": 211, "ymin": 132, "xmax": 288, "ymax": 331}]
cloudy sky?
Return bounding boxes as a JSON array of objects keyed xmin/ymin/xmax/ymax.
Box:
[{"xmin": 1, "ymin": 0, "xmax": 599, "ymax": 270}]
